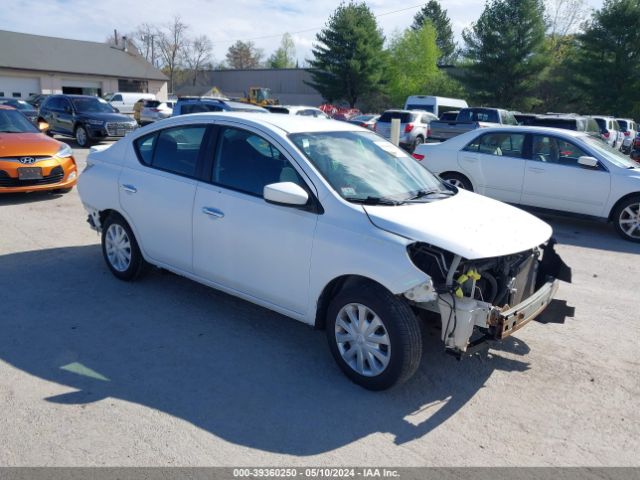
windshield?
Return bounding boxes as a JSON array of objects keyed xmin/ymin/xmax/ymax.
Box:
[
  {"xmin": 72, "ymin": 97, "xmax": 116, "ymax": 113},
  {"xmin": 289, "ymin": 131, "xmax": 449, "ymax": 203},
  {"xmin": 0, "ymin": 100, "xmax": 35, "ymax": 111},
  {"xmin": 583, "ymin": 135, "xmax": 638, "ymax": 168},
  {"xmin": 0, "ymin": 109, "xmax": 39, "ymax": 133}
]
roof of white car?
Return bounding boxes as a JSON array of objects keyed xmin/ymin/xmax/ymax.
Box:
[
  {"xmin": 166, "ymin": 111, "xmax": 362, "ymax": 134},
  {"xmin": 458, "ymin": 125, "xmax": 587, "ymax": 138}
]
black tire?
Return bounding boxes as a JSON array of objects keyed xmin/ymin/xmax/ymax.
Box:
[
  {"xmin": 74, "ymin": 125, "xmax": 92, "ymax": 148},
  {"xmin": 412, "ymin": 135, "xmax": 424, "ymax": 153},
  {"xmin": 612, "ymin": 195, "xmax": 640, "ymax": 243},
  {"xmin": 101, "ymin": 213, "xmax": 148, "ymax": 281},
  {"xmin": 326, "ymin": 282, "xmax": 422, "ymax": 390},
  {"xmin": 440, "ymin": 172, "xmax": 473, "ymax": 191}
]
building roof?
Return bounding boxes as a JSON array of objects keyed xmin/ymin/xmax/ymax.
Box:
[{"xmin": 0, "ymin": 30, "xmax": 167, "ymax": 81}]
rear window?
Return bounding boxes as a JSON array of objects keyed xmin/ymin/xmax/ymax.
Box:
[
  {"xmin": 144, "ymin": 100, "xmax": 161, "ymax": 108},
  {"xmin": 593, "ymin": 118, "xmax": 606, "ymax": 131},
  {"xmin": 457, "ymin": 108, "xmax": 499, "ymax": 123},
  {"xmin": 617, "ymin": 120, "xmax": 628, "ymax": 131},
  {"xmin": 532, "ymin": 118, "xmax": 577, "ymax": 130},
  {"xmin": 378, "ymin": 111, "xmax": 414, "ymax": 123},
  {"xmin": 405, "ymin": 104, "xmax": 434, "ymax": 113},
  {"xmin": 180, "ymin": 102, "xmax": 223, "ymax": 114}
]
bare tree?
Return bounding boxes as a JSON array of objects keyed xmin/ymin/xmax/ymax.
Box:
[
  {"xmin": 185, "ymin": 35, "xmax": 213, "ymax": 85},
  {"xmin": 134, "ymin": 23, "xmax": 159, "ymax": 67},
  {"xmin": 546, "ymin": 0, "xmax": 590, "ymax": 37},
  {"xmin": 156, "ymin": 16, "xmax": 189, "ymax": 94}
]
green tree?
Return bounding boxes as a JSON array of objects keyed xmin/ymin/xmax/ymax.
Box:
[
  {"xmin": 573, "ymin": 0, "xmax": 640, "ymax": 118},
  {"xmin": 385, "ymin": 23, "xmax": 458, "ymax": 106},
  {"xmin": 267, "ymin": 33, "xmax": 297, "ymax": 69},
  {"xmin": 411, "ymin": 1, "xmax": 456, "ymax": 64},
  {"xmin": 225, "ymin": 40, "xmax": 263, "ymax": 69},
  {"xmin": 307, "ymin": 2, "xmax": 385, "ymax": 107},
  {"xmin": 461, "ymin": 0, "xmax": 549, "ymax": 110}
]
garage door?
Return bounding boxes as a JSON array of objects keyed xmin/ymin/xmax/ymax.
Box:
[{"xmin": 0, "ymin": 76, "xmax": 40, "ymax": 99}]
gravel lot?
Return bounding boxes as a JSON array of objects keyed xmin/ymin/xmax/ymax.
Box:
[{"xmin": 0, "ymin": 140, "xmax": 639, "ymax": 466}]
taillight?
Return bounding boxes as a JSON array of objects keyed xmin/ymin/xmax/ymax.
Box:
[
  {"xmin": 404, "ymin": 123, "xmax": 414, "ymax": 133},
  {"xmin": 150, "ymin": 108, "xmax": 160, "ymax": 112},
  {"xmin": 372, "ymin": 123, "xmax": 377, "ymax": 131},
  {"xmin": 427, "ymin": 127, "xmax": 432, "ymax": 138},
  {"xmin": 624, "ymin": 131, "xmax": 630, "ymax": 136},
  {"xmin": 603, "ymin": 131, "xmax": 610, "ymax": 138},
  {"xmin": 412, "ymin": 153, "xmax": 425, "ymax": 161}
]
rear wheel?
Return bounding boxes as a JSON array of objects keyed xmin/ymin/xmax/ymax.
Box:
[
  {"xmin": 440, "ymin": 172, "xmax": 473, "ymax": 191},
  {"xmin": 101, "ymin": 214, "xmax": 148, "ymax": 280},
  {"xmin": 412, "ymin": 135, "xmax": 424, "ymax": 153},
  {"xmin": 326, "ymin": 283, "xmax": 422, "ymax": 390},
  {"xmin": 613, "ymin": 195, "xmax": 640, "ymax": 243}
]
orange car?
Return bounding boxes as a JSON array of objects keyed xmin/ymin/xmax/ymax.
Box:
[{"xmin": 0, "ymin": 105, "xmax": 77, "ymax": 194}]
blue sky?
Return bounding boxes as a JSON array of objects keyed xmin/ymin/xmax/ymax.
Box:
[{"xmin": 4, "ymin": 0, "xmax": 605, "ymax": 65}]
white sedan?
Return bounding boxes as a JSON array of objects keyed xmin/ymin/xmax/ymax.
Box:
[
  {"xmin": 79, "ymin": 113, "xmax": 569, "ymax": 390},
  {"xmin": 414, "ymin": 127, "xmax": 640, "ymax": 242}
]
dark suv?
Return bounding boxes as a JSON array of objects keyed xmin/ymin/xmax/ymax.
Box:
[
  {"xmin": 171, "ymin": 97, "xmax": 268, "ymax": 116},
  {"xmin": 38, "ymin": 94, "xmax": 138, "ymax": 147}
]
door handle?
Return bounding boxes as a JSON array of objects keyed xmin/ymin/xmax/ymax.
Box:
[
  {"xmin": 528, "ymin": 167, "xmax": 545, "ymax": 173},
  {"xmin": 202, "ymin": 207, "xmax": 224, "ymax": 219},
  {"xmin": 121, "ymin": 184, "xmax": 137, "ymax": 193}
]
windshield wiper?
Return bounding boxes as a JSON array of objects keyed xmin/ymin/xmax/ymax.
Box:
[
  {"xmin": 348, "ymin": 196, "xmax": 403, "ymax": 206},
  {"xmin": 404, "ymin": 189, "xmax": 455, "ymax": 201}
]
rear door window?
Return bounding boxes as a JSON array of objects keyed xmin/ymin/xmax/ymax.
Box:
[
  {"xmin": 133, "ymin": 125, "xmax": 207, "ymax": 178},
  {"xmin": 474, "ymin": 132, "xmax": 526, "ymax": 158}
]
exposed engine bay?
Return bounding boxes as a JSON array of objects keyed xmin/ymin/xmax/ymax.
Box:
[{"xmin": 405, "ymin": 239, "xmax": 572, "ymax": 354}]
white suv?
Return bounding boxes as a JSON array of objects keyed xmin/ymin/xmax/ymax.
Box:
[
  {"xmin": 616, "ymin": 118, "xmax": 638, "ymax": 154},
  {"xmin": 78, "ymin": 113, "xmax": 568, "ymax": 390},
  {"xmin": 592, "ymin": 116, "xmax": 623, "ymax": 148}
]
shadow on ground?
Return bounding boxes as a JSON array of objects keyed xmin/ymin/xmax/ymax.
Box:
[
  {"xmin": 0, "ymin": 246, "xmax": 533, "ymax": 455},
  {"xmin": 0, "ymin": 190, "xmax": 69, "ymax": 206},
  {"xmin": 534, "ymin": 213, "xmax": 640, "ymax": 255}
]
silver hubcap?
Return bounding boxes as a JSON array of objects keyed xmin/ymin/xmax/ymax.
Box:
[
  {"xmin": 76, "ymin": 128, "xmax": 87, "ymax": 145},
  {"xmin": 446, "ymin": 178, "xmax": 465, "ymax": 189},
  {"xmin": 105, "ymin": 224, "xmax": 132, "ymax": 272},
  {"xmin": 335, "ymin": 303, "xmax": 391, "ymax": 377},
  {"xmin": 619, "ymin": 202, "xmax": 640, "ymax": 239}
]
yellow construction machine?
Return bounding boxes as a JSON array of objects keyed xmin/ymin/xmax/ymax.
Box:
[{"xmin": 239, "ymin": 87, "xmax": 279, "ymax": 106}]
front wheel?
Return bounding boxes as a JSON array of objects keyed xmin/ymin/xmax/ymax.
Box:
[
  {"xmin": 613, "ymin": 195, "xmax": 640, "ymax": 243},
  {"xmin": 101, "ymin": 214, "xmax": 148, "ymax": 280},
  {"xmin": 326, "ymin": 283, "xmax": 422, "ymax": 390},
  {"xmin": 75, "ymin": 125, "xmax": 92, "ymax": 148}
]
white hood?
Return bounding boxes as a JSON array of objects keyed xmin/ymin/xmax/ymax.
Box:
[{"xmin": 364, "ymin": 190, "xmax": 552, "ymax": 260}]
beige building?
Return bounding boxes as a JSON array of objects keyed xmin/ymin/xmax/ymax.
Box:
[{"xmin": 0, "ymin": 30, "xmax": 167, "ymax": 100}]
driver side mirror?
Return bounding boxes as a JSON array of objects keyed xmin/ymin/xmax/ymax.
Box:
[
  {"xmin": 264, "ymin": 182, "xmax": 309, "ymax": 206},
  {"xmin": 113, "ymin": 107, "xmax": 120, "ymax": 113},
  {"xmin": 38, "ymin": 121, "xmax": 49, "ymax": 132},
  {"xmin": 578, "ymin": 156, "xmax": 599, "ymax": 168}
]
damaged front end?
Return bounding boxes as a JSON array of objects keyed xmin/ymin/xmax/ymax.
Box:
[{"xmin": 405, "ymin": 239, "xmax": 572, "ymax": 355}]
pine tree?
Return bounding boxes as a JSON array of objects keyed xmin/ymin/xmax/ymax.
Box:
[
  {"xmin": 573, "ymin": 0, "xmax": 640, "ymax": 117},
  {"xmin": 461, "ymin": 0, "xmax": 549, "ymax": 110},
  {"xmin": 411, "ymin": 0, "xmax": 456, "ymax": 64},
  {"xmin": 307, "ymin": 2, "xmax": 385, "ymax": 107}
]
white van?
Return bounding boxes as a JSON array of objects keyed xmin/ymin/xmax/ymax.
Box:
[
  {"xmin": 404, "ymin": 96, "xmax": 468, "ymax": 118},
  {"xmin": 104, "ymin": 92, "xmax": 156, "ymax": 115}
]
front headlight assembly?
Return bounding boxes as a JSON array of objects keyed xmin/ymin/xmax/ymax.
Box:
[{"xmin": 56, "ymin": 143, "xmax": 73, "ymax": 158}]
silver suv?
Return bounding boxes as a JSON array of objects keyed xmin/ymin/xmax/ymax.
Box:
[{"xmin": 374, "ymin": 109, "xmax": 437, "ymax": 152}]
